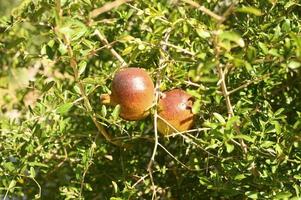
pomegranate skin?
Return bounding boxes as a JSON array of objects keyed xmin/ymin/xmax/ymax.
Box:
[
  {"xmin": 110, "ymin": 68, "xmax": 155, "ymax": 121},
  {"xmin": 157, "ymin": 89, "xmax": 194, "ymax": 136}
]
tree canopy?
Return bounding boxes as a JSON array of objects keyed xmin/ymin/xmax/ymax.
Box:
[{"xmin": 0, "ymin": 0, "xmax": 301, "ymax": 199}]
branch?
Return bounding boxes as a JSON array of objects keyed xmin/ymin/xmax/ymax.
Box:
[
  {"xmin": 212, "ymin": 6, "xmax": 248, "ymax": 155},
  {"xmin": 182, "ymin": 0, "xmax": 224, "ymax": 21},
  {"xmin": 166, "ymin": 127, "xmax": 211, "ymax": 138},
  {"xmin": 147, "ymin": 27, "xmax": 172, "ymax": 200},
  {"xmin": 94, "ymin": 30, "xmax": 127, "ymax": 68},
  {"xmin": 156, "ymin": 115, "xmax": 219, "ymax": 158},
  {"xmin": 227, "ymin": 73, "xmax": 270, "ymax": 95},
  {"xmin": 90, "ymin": 0, "xmax": 132, "ymax": 18},
  {"xmin": 160, "ymin": 41, "xmax": 196, "ymax": 56}
]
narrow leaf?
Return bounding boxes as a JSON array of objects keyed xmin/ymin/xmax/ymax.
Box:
[
  {"xmin": 236, "ymin": 7, "xmax": 263, "ymax": 16},
  {"xmin": 56, "ymin": 103, "xmax": 73, "ymax": 114}
]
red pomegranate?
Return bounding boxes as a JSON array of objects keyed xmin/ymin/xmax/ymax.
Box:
[
  {"xmin": 157, "ymin": 89, "xmax": 194, "ymax": 135},
  {"xmin": 101, "ymin": 67, "xmax": 155, "ymax": 121}
]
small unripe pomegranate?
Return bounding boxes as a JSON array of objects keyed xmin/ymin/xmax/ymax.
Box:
[
  {"xmin": 101, "ymin": 67, "xmax": 155, "ymax": 121},
  {"xmin": 157, "ymin": 89, "xmax": 194, "ymax": 136}
]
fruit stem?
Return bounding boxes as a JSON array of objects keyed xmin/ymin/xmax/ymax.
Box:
[{"xmin": 100, "ymin": 94, "xmax": 115, "ymax": 105}]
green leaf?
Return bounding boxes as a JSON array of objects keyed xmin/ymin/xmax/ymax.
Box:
[
  {"xmin": 236, "ymin": 7, "xmax": 263, "ymax": 16},
  {"xmin": 288, "ymin": 61, "xmax": 301, "ymax": 69},
  {"xmin": 122, "ymin": 46, "xmax": 135, "ymax": 55},
  {"xmin": 275, "ymin": 143, "xmax": 283, "ymax": 155},
  {"xmin": 274, "ymin": 108, "xmax": 285, "ymax": 116},
  {"xmin": 9, "ymin": 68, "xmax": 33, "ymax": 89},
  {"xmin": 42, "ymin": 81, "xmax": 55, "ymax": 93},
  {"xmin": 261, "ymin": 141, "xmax": 275, "ymax": 148},
  {"xmin": 30, "ymin": 167, "xmax": 36, "ymax": 178},
  {"xmin": 233, "ymin": 134, "xmax": 255, "ymax": 143},
  {"xmin": 290, "ymin": 33, "xmax": 301, "ymax": 58},
  {"xmin": 234, "ymin": 174, "xmax": 246, "ymax": 180},
  {"xmin": 294, "ymin": 175, "xmax": 301, "ymax": 180},
  {"xmin": 101, "ymin": 105, "xmax": 107, "ymax": 117},
  {"xmin": 192, "ymin": 99, "xmax": 201, "ymax": 114},
  {"xmin": 112, "ymin": 105, "xmax": 121, "ymax": 121},
  {"xmin": 247, "ymin": 46, "xmax": 257, "ymax": 61},
  {"xmin": 273, "ymin": 121, "xmax": 281, "ymax": 135},
  {"xmin": 56, "ymin": 103, "xmax": 73, "ymax": 114},
  {"xmin": 110, "ymin": 198, "xmax": 123, "ymax": 200},
  {"xmin": 112, "ymin": 181, "xmax": 118, "ymax": 193},
  {"xmin": 219, "ymin": 31, "xmax": 245, "ymax": 47},
  {"xmin": 58, "ymin": 18, "xmax": 87, "ymax": 41},
  {"xmin": 225, "ymin": 142, "xmax": 235, "ymax": 153},
  {"xmin": 3, "ymin": 162, "xmax": 15, "ymax": 172},
  {"xmin": 58, "ymin": 42, "xmax": 68, "ymax": 55},
  {"xmin": 225, "ymin": 116, "xmax": 239, "ymax": 130},
  {"xmin": 196, "ymin": 28, "xmax": 210, "ymax": 38},
  {"xmin": 246, "ymin": 191, "xmax": 258, "ymax": 199},
  {"xmin": 213, "ymin": 112, "xmax": 226, "ymax": 124},
  {"xmin": 78, "ymin": 61, "xmax": 87, "ymax": 76},
  {"xmin": 8, "ymin": 180, "xmax": 16, "ymax": 189},
  {"xmin": 29, "ymin": 162, "xmax": 49, "ymax": 168},
  {"xmin": 258, "ymin": 42, "xmax": 269, "ymax": 54},
  {"xmin": 274, "ymin": 192, "xmax": 292, "ymax": 199}
]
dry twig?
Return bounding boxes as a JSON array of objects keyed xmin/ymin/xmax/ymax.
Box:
[
  {"xmin": 210, "ymin": 4, "xmax": 248, "ymax": 155},
  {"xmin": 182, "ymin": 0, "xmax": 224, "ymax": 21},
  {"xmin": 94, "ymin": 30, "xmax": 127, "ymax": 68},
  {"xmin": 227, "ymin": 73, "xmax": 270, "ymax": 95},
  {"xmin": 90, "ymin": 0, "xmax": 132, "ymax": 18},
  {"xmin": 147, "ymin": 27, "xmax": 172, "ymax": 200}
]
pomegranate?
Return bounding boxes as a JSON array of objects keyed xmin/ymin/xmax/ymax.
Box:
[
  {"xmin": 157, "ymin": 89, "xmax": 194, "ymax": 135},
  {"xmin": 101, "ymin": 67, "xmax": 155, "ymax": 121}
]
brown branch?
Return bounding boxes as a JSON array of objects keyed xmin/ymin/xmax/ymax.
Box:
[
  {"xmin": 94, "ymin": 30, "xmax": 127, "ymax": 68},
  {"xmin": 160, "ymin": 41, "xmax": 196, "ymax": 56},
  {"xmin": 156, "ymin": 115, "xmax": 218, "ymax": 158},
  {"xmin": 182, "ymin": 0, "xmax": 224, "ymax": 21},
  {"xmin": 212, "ymin": 5, "xmax": 248, "ymax": 155},
  {"xmin": 90, "ymin": 0, "xmax": 132, "ymax": 18},
  {"xmin": 227, "ymin": 73, "xmax": 270, "ymax": 95},
  {"xmin": 147, "ymin": 27, "xmax": 172, "ymax": 200}
]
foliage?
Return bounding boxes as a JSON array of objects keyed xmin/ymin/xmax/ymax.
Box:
[{"xmin": 0, "ymin": 0, "xmax": 301, "ymax": 199}]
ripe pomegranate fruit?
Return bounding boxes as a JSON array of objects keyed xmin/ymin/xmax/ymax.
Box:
[
  {"xmin": 157, "ymin": 89, "xmax": 194, "ymax": 136},
  {"xmin": 100, "ymin": 67, "xmax": 155, "ymax": 121}
]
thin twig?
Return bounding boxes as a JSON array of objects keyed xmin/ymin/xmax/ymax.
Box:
[
  {"xmin": 90, "ymin": 0, "xmax": 132, "ymax": 18},
  {"xmin": 131, "ymin": 174, "xmax": 150, "ymax": 188},
  {"xmin": 30, "ymin": 177, "xmax": 42, "ymax": 198},
  {"xmin": 89, "ymin": 40, "xmax": 118, "ymax": 56},
  {"xmin": 182, "ymin": 0, "xmax": 224, "ymax": 21},
  {"xmin": 127, "ymin": 3, "xmax": 171, "ymax": 25},
  {"xmin": 156, "ymin": 115, "xmax": 218, "ymax": 158},
  {"xmin": 212, "ymin": 4, "xmax": 248, "ymax": 155},
  {"xmin": 183, "ymin": 134, "xmax": 219, "ymax": 158},
  {"xmin": 220, "ymin": 1, "xmax": 237, "ymax": 23},
  {"xmin": 158, "ymin": 143, "xmax": 196, "ymax": 171},
  {"xmin": 79, "ymin": 140, "xmax": 97, "ymax": 197},
  {"xmin": 94, "ymin": 30, "xmax": 127, "ymax": 67},
  {"xmin": 47, "ymin": 148, "xmax": 68, "ymax": 176},
  {"xmin": 160, "ymin": 41, "xmax": 196, "ymax": 56},
  {"xmin": 147, "ymin": 27, "xmax": 172, "ymax": 200},
  {"xmin": 227, "ymin": 73, "xmax": 270, "ymax": 95},
  {"xmin": 3, "ymin": 179, "xmax": 14, "ymax": 200},
  {"xmin": 166, "ymin": 127, "xmax": 211, "ymax": 138}
]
